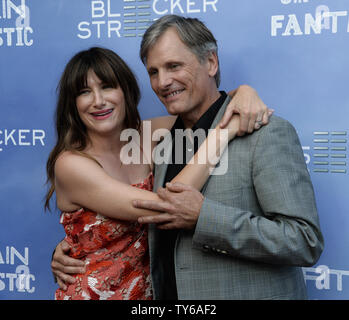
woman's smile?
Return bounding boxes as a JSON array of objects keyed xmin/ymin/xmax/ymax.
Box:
[{"xmin": 90, "ymin": 108, "xmax": 114, "ymax": 120}]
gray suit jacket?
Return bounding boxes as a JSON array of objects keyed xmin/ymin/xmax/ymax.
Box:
[{"xmin": 149, "ymin": 96, "xmax": 324, "ymax": 300}]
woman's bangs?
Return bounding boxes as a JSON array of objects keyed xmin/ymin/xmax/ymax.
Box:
[
  {"xmin": 69, "ymin": 61, "xmax": 90, "ymax": 98},
  {"xmin": 92, "ymin": 56, "xmax": 119, "ymax": 89}
]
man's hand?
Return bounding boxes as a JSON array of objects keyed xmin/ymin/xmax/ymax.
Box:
[
  {"xmin": 51, "ymin": 240, "xmax": 85, "ymax": 290},
  {"xmin": 220, "ymin": 85, "xmax": 274, "ymax": 136},
  {"xmin": 134, "ymin": 182, "xmax": 204, "ymax": 230}
]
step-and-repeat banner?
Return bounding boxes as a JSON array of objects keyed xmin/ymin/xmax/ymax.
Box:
[{"xmin": 0, "ymin": 0, "xmax": 348, "ymax": 300}]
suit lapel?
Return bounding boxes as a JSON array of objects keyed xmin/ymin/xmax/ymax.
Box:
[
  {"xmin": 210, "ymin": 95, "xmax": 231, "ymax": 130},
  {"xmin": 200, "ymin": 95, "xmax": 232, "ymax": 192},
  {"xmin": 153, "ymin": 134, "xmax": 172, "ymax": 192}
]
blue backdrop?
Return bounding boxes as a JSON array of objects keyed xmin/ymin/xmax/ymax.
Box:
[{"xmin": 0, "ymin": 0, "xmax": 348, "ymax": 300}]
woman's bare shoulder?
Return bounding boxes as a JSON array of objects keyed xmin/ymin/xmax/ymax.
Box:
[{"xmin": 55, "ymin": 151, "xmax": 103, "ymax": 184}]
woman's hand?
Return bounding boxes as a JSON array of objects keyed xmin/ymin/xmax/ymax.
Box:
[{"xmin": 220, "ymin": 85, "xmax": 274, "ymax": 135}]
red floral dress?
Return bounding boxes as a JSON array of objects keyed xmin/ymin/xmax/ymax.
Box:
[{"xmin": 55, "ymin": 173, "xmax": 153, "ymax": 300}]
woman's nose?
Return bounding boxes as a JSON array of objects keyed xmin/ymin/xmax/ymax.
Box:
[{"xmin": 93, "ymin": 90, "xmax": 106, "ymax": 108}]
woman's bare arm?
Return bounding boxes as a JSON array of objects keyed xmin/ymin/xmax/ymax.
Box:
[{"xmin": 55, "ymin": 116, "xmax": 240, "ymax": 221}]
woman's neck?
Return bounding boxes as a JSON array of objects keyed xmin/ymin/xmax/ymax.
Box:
[{"xmin": 85, "ymin": 129, "xmax": 124, "ymax": 158}]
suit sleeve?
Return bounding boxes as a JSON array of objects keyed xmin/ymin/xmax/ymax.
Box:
[{"xmin": 192, "ymin": 119, "xmax": 324, "ymax": 267}]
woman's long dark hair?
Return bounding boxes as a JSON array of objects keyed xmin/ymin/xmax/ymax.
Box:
[{"xmin": 45, "ymin": 47, "xmax": 141, "ymax": 210}]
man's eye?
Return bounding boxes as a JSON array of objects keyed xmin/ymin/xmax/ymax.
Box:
[{"xmin": 148, "ymin": 70, "xmax": 157, "ymax": 76}]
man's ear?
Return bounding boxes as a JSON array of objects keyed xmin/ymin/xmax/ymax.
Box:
[{"xmin": 206, "ymin": 51, "xmax": 219, "ymax": 78}]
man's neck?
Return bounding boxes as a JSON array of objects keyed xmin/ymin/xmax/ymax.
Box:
[{"xmin": 181, "ymin": 90, "xmax": 221, "ymax": 129}]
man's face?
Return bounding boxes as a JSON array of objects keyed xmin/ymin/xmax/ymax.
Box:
[{"xmin": 145, "ymin": 28, "xmax": 218, "ymax": 124}]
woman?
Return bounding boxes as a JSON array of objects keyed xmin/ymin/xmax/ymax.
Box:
[{"xmin": 46, "ymin": 47, "xmax": 268, "ymax": 300}]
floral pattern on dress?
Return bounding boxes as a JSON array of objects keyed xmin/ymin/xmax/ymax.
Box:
[{"xmin": 55, "ymin": 172, "xmax": 154, "ymax": 300}]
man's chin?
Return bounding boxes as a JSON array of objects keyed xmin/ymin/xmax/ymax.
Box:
[
  {"xmin": 167, "ymin": 109, "xmax": 180, "ymax": 116},
  {"xmin": 164, "ymin": 104, "xmax": 182, "ymax": 116}
]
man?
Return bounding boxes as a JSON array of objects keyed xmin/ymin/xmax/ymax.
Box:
[{"xmin": 131, "ymin": 15, "xmax": 324, "ymax": 300}]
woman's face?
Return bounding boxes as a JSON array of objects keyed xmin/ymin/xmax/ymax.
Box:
[{"xmin": 75, "ymin": 69, "xmax": 126, "ymax": 137}]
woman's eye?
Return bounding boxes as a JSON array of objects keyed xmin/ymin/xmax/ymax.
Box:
[{"xmin": 78, "ymin": 89, "xmax": 89, "ymax": 95}]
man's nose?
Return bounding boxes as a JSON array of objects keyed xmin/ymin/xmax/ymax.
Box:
[{"xmin": 158, "ymin": 70, "xmax": 172, "ymax": 89}]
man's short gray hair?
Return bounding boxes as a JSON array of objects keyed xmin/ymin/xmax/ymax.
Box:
[{"xmin": 140, "ymin": 15, "xmax": 221, "ymax": 87}]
